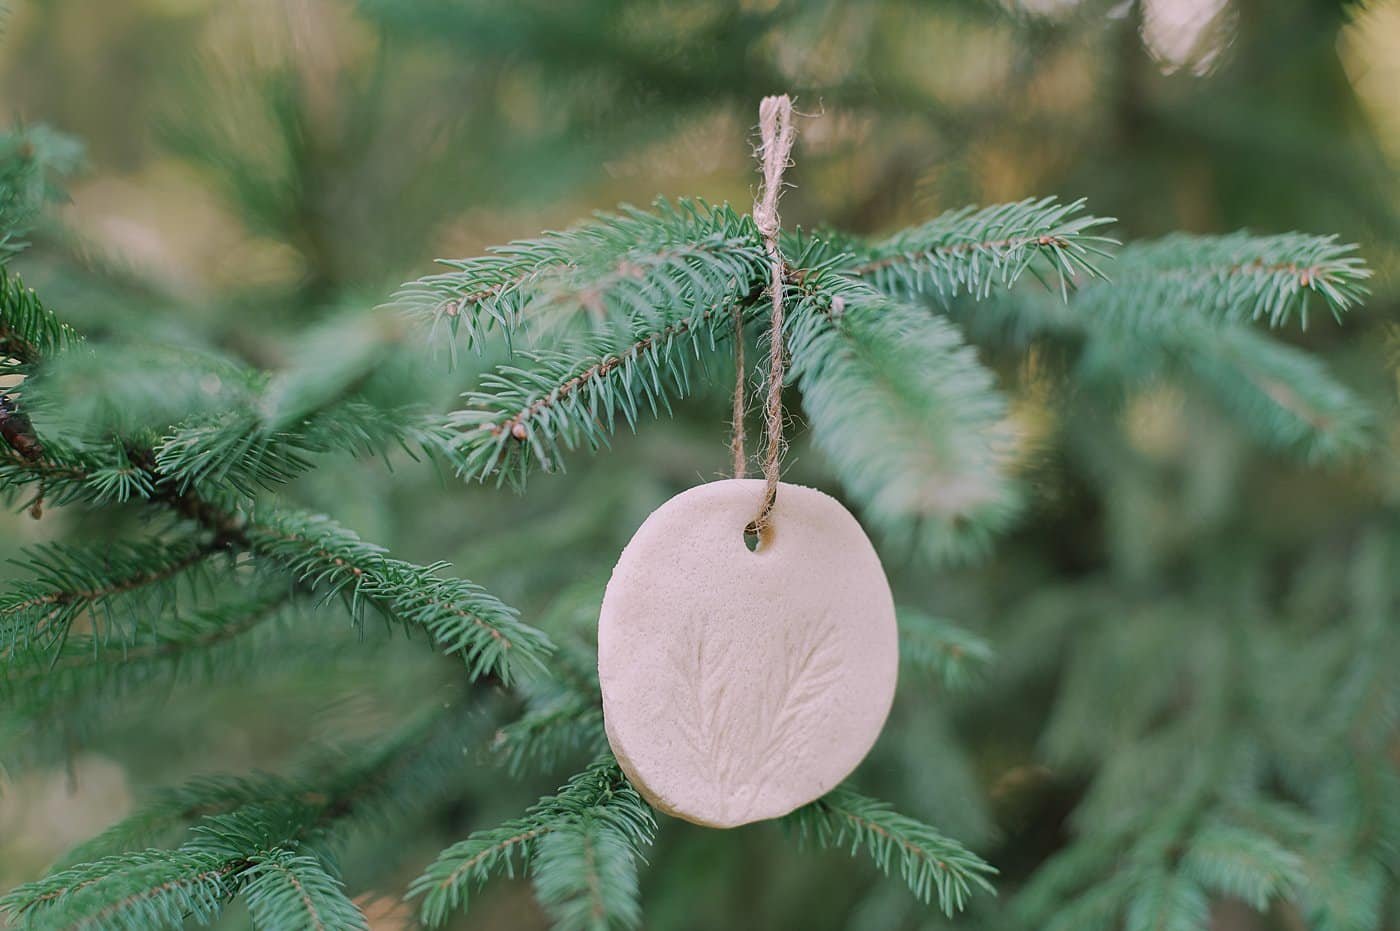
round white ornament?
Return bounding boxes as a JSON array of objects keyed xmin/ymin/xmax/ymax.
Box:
[{"xmin": 597, "ymin": 479, "xmax": 899, "ymax": 828}]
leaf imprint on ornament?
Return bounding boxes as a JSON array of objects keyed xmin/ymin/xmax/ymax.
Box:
[{"xmin": 669, "ymin": 610, "xmax": 843, "ymax": 823}]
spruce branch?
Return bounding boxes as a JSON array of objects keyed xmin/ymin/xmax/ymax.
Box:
[
  {"xmin": 1, "ymin": 592, "xmax": 292, "ymax": 721},
  {"xmin": 1122, "ymin": 870, "xmax": 1210, "ymax": 931},
  {"xmin": 963, "ymin": 228, "xmax": 1377, "ymax": 462},
  {"xmin": 1011, "ymin": 821, "xmax": 1139, "ymax": 928},
  {"xmin": 0, "ymin": 849, "xmax": 236, "ymax": 931},
  {"xmin": 0, "ymin": 125, "xmax": 82, "ymax": 261},
  {"xmin": 0, "ymin": 270, "xmax": 74, "ymax": 490},
  {"xmin": 393, "ymin": 199, "xmax": 764, "ymax": 357},
  {"xmin": 0, "ymin": 268, "xmax": 78, "ymax": 368},
  {"xmin": 410, "ymin": 756, "xmax": 655, "ymax": 928},
  {"xmin": 3, "ymin": 304, "xmax": 443, "ymax": 504},
  {"xmin": 32, "ymin": 343, "xmax": 260, "ymax": 443},
  {"xmin": 1181, "ymin": 325, "xmax": 1370, "ymax": 460},
  {"xmin": 1100, "ymin": 232, "xmax": 1370, "ymax": 328},
  {"xmin": 244, "ymin": 508, "xmax": 552, "ymax": 680},
  {"xmin": 532, "ymin": 808, "xmax": 648, "ymax": 931},
  {"xmin": 492, "ymin": 635, "xmax": 608, "ymax": 775},
  {"xmin": 1180, "ymin": 822, "xmax": 1303, "ymax": 912},
  {"xmin": 0, "ymin": 440, "xmax": 135, "ymax": 511},
  {"xmin": 831, "ymin": 197, "xmax": 1115, "ymax": 301},
  {"xmin": 240, "ymin": 850, "xmax": 370, "ymax": 931},
  {"xmin": 494, "ymin": 700, "xmax": 608, "ymax": 777},
  {"xmin": 5, "ymin": 418, "xmax": 540, "ymax": 678},
  {"xmin": 1039, "ymin": 873, "xmax": 1138, "ymax": 931},
  {"xmin": 493, "ymin": 670, "xmax": 607, "ymax": 777},
  {"xmin": 48, "ymin": 773, "xmax": 305, "ymax": 871},
  {"xmin": 785, "ymin": 785, "xmax": 997, "ymax": 915},
  {"xmin": 898, "ymin": 610, "xmax": 995, "ymax": 692},
  {"xmin": 444, "ymin": 297, "xmax": 741, "ymax": 487},
  {"xmin": 4, "ymin": 712, "xmax": 464, "ymax": 929},
  {"xmin": 5, "ymin": 357, "xmax": 541, "ymax": 678},
  {"xmin": 153, "ymin": 401, "xmax": 455, "ymax": 498},
  {"xmin": 0, "ymin": 538, "xmax": 221, "ymax": 656},
  {"xmin": 786, "ymin": 276, "xmax": 1019, "ymax": 562},
  {"xmin": 415, "ymin": 819, "xmax": 550, "ymax": 925}
]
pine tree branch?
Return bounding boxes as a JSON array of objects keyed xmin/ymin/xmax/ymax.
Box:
[
  {"xmin": 5, "ymin": 425, "xmax": 542, "ymax": 677},
  {"xmin": 0, "ymin": 437, "xmax": 111, "ymax": 512},
  {"xmin": 5, "ymin": 712, "xmax": 461, "ymax": 929},
  {"xmin": 410, "ymin": 756, "xmax": 655, "ymax": 928},
  {"xmin": 898, "ymin": 610, "xmax": 995, "ymax": 692},
  {"xmin": 393, "ymin": 199, "xmax": 764, "ymax": 357},
  {"xmin": 5, "ymin": 330, "xmax": 538, "ymax": 674},
  {"xmin": 444, "ymin": 296, "xmax": 744, "ymax": 487},
  {"xmin": 1181, "ymin": 325, "xmax": 1370, "ymax": 460},
  {"xmin": 1099, "ymin": 232, "xmax": 1370, "ymax": 327},
  {"xmin": 786, "ymin": 275, "xmax": 1019, "ymax": 562},
  {"xmin": 241, "ymin": 850, "xmax": 370, "ymax": 931},
  {"xmin": 47, "ymin": 774, "xmax": 303, "ymax": 871},
  {"xmin": 785, "ymin": 785, "xmax": 997, "ymax": 916},
  {"xmin": 1123, "ymin": 870, "xmax": 1209, "ymax": 931},
  {"xmin": 949, "ymin": 231, "xmax": 1374, "ymax": 462},
  {"xmin": 153, "ymin": 401, "xmax": 455, "ymax": 498},
  {"xmin": 532, "ymin": 808, "xmax": 647, "ymax": 931},
  {"xmin": 27, "ymin": 343, "xmax": 261, "ymax": 444},
  {"xmin": 1, "ymin": 592, "xmax": 294, "ymax": 722},
  {"xmin": 493, "ymin": 696, "xmax": 607, "ymax": 777},
  {"xmin": 0, "ymin": 538, "xmax": 222, "ymax": 656},
  {"xmin": 0, "ymin": 125, "xmax": 83, "ymax": 262},
  {"xmin": 491, "ymin": 635, "xmax": 607, "ymax": 775},
  {"xmin": 824, "ymin": 197, "xmax": 1115, "ymax": 301},
  {"xmin": 2, "ymin": 304, "xmax": 441, "ymax": 505},
  {"xmin": 1180, "ymin": 822, "xmax": 1303, "ymax": 911},
  {"xmin": 0, "ymin": 297, "xmax": 534, "ymax": 679},
  {"xmin": 243, "ymin": 508, "xmax": 551, "ymax": 681},
  {"xmin": 0, "ymin": 270, "xmax": 76, "ymax": 501},
  {"xmin": 0, "ymin": 849, "xmax": 237, "ymax": 931}
]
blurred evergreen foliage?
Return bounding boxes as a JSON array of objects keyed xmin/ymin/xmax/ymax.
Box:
[{"xmin": 1, "ymin": 0, "xmax": 1397, "ymax": 929}]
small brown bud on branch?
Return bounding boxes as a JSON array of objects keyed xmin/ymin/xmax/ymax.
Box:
[{"xmin": 0, "ymin": 393, "xmax": 45, "ymax": 462}]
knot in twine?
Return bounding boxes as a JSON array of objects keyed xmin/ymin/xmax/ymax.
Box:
[{"xmin": 732, "ymin": 94, "xmax": 796, "ymax": 537}]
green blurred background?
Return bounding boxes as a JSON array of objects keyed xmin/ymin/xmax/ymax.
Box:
[{"xmin": 2, "ymin": 0, "xmax": 1397, "ymax": 928}]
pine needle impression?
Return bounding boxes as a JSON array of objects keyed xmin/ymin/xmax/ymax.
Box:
[{"xmin": 597, "ymin": 479, "xmax": 899, "ymax": 827}]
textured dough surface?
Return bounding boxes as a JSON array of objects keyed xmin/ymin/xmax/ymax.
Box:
[{"xmin": 598, "ymin": 479, "xmax": 899, "ymax": 828}]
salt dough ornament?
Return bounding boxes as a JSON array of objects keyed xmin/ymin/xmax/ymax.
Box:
[{"xmin": 598, "ymin": 479, "xmax": 899, "ymax": 828}]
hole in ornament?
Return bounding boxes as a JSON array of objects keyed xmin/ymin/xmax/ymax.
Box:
[{"xmin": 742, "ymin": 521, "xmax": 768, "ymax": 553}]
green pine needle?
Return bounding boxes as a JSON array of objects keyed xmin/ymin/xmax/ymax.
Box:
[
  {"xmin": 1181, "ymin": 822, "xmax": 1304, "ymax": 912},
  {"xmin": 786, "ymin": 276, "xmax": 1020, "ymax": 562},
  {"xmin": 443, "ymin": 297, "xmax": 741, "ymax": 487},
  {"xmin": 1103, "ymin": 232, "xmax": 1370, "ymax": 328},
  {"xmin": 1, "ymin": 591, "xmax": 292, "ymax": 722},
  {"xmin": 898, "ymin": 610, "xmax": 995, "ymax": 692},
  {"xmin": 241, "ymin": 850, "xmax": 370, "ymax": 931},
  {"xmin": 1123, "ymin": 871, "xmax": 1210, "ymax": 931},
  {"xmin": 245, "ymin": 508, "xmax": 552, "ymax": 680},
  {"xmin": 838, "ymin": 196, "xmax": 1116, "ymax": 302},
  {"xmin": 411, "ymin": 757, "xmax": 655, "ymax": 928},
  {"xmin": 393, "ymin": 198, "xmax": 764, "ymax": 360},
  {"xmin": 532, "ymin": 810, "xmax": 647, "ymax": 931},
  {"xmin": 0, "ymin": 849, "xmax": 234, "ymax": 931},
  {"xmin": 0, "ymin": 268, "xmax": 78, "ymax": 369},
  {"xmin": 0, "ymin": 538, "xmax": 220, "ymax": 657},
  {"xmin": 785, "ymin": 785, "xmax": 997, "ymax": 916}
]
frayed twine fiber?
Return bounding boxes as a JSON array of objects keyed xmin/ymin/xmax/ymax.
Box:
[{"xmin": 733, "ymin": 94, "xmax": 796, "ymax": 536}]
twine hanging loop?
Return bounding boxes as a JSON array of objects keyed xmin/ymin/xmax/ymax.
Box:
[{"xmin": 735, "ymin": 94, "xmax": 796, "ymax": 536}]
